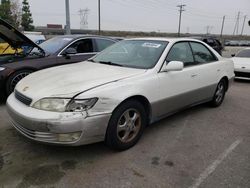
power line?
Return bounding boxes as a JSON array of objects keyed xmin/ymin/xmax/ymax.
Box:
[{"xmin": 177, "ymin": 4, "xmax": 186, "ymax": 37}]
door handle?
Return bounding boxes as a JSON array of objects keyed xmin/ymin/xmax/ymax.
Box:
[{"xmin": 191, "ymin": 74, "xmax": 198, "ymax": 78}]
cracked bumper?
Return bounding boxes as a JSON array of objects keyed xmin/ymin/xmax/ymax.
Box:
[{"xmin": 6, "ymin": 93, "xmax": 111, "ymax": 146}]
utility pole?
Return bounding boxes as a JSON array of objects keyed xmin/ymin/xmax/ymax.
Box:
[
  {"xmin": 205, "ymin": 25, "xmax": 213, "ymax": 35},
  {"xmin": 220, "ymin": 16, "xmax": 225, "ymax": 39},
  {"xmin": 177, "ymin": 4, "xmax": 186, "ymax": 37},
  {"xmin": 65, "ymin": 0, "xmax": 71, "ymax": 34},
  {"xmin": 241, "ymin": 15, "xmax": 247, "ymax": 35},
  {"xmin": 98, "ymin": 0, "xmax": 101, "ymax": 35},
  {"xmin": 233, "ymin": 11, "xmax": 240, "ymax": 35}
]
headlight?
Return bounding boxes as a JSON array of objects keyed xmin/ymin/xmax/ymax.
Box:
[
  {"xmin": 66, "ymin": 98, "xmax": 98, "ymax": 112},
  {"xmin": 32, "ymin": 98, "xmax": 98, "ymax": 112},
  {"xmin": 0, "ymin": 67, "xmax": 5, "ymax": 71}
]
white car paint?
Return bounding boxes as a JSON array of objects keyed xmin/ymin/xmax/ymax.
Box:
[
  {"xmin": 232, "ymin": 57, "xmax": 250, "ymax": 74},
  {"xmin": 7, "ymin": 38, "xmax": 234, "ymax": 146},
  {"xmin": 231, "ymin": 48, "xmax": 250, "ymax": 79}
]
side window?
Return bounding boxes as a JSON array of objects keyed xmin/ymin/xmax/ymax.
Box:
[
  {"xmin": 66, "ymin": 39, "xmax": 93, "ymax": 54},
  {"xmin": 95, "ymin": 38, "xmax": 115, "ymax": 52},
  {"xmin": 190, "ymin": 42, "xmax": 217, "ymax": 64},
  {"xmin": 166, "ymin": 42, "xmax": 195, "ymax": 67}
]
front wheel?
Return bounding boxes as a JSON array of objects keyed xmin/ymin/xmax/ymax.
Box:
[
  {"xmin": 6, "ymin": 70, "xmax": 33, "ymax": 96},
  {"xmin": 210, "ymin": 79, "xmax": 226, "ymax": 107},
  {"xmin": 105, "ymin": 100, "xmax": 147, "ymax": 150}
]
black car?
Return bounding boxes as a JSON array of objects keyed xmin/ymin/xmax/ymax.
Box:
[
  {"xmin": 190, "ymin": 36, "xmax": 223, "ymax": 55},
  {"xmin": 0, "ymin": 19, "xmax": 118, "ymax": 96}
]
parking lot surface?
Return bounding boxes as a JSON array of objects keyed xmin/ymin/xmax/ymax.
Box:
[{"xmin": 0, "ymin": 47, "xmax": 249, "ymax": 188}]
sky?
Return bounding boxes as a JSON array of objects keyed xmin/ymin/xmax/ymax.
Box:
[{"xmin": 27, "ymin": 0, "xmax": 250, "ymax": 35}]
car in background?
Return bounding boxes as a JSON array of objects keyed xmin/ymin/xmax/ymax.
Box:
[
  {"xmin": 24, "ymin": 31, "xmax": 46, "ymax": 45},
  {"xmin": 232, "ymin": 48, "xmax": 250, "ymax": 79},
  {"xmin": 191, "ymin": 36, "xmax": 223, "ymax": 55},
  {"xmin": 7, "ymin": 38, "xmax": 234, "ymax": 150},
  {"xmin": 0, "ymin": 18, "xmax": 118, "ymax": 96}
]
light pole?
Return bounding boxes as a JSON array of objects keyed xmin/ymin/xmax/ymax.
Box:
[
  {"xmin": 65, "ymin": 0, "xmax": 71, "ymax": 34},
  {"xmin": 98, "ymin": 0, "xmax": 101, "ymax": 35}
]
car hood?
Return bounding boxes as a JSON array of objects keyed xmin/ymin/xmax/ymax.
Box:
[
  {"xmin": 232, "ymin": 57, "xmax": 250, "ymax": 68},
  {"xmin": 0, "ymin": 19, "xmax": 44, "ymax": 53},
  {"xmin": 15, "ymin": 61, "xmax": 146, "ymax": 101}
]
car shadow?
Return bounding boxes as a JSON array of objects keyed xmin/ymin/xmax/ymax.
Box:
[
  {"xmin": 234, "ymin": 78, "xmax": 250, "ymax": 84},
  {"xmin": 0, "ymin": 94, "xmax": 6, "ymax": 105}
]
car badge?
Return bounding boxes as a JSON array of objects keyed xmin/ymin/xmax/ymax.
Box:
[{"xmin": 23, "ymin": 86, "xmax": 29, "ymax": 92}]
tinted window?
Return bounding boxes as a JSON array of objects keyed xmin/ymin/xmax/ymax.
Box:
[
  {"xmin": 95, "ymin": 38, "xmax": 115, "ymax": 52},
  {"xmin": 236, "ymin": 49, "xmax": 250, "ymax": 58},
  {"xmin": 39, "ymin": 37, "xmax": 73, "ymax": 54},
  {"xmin": 190, "ymin": 42, "xmax": 217, "ymax": 63},
  {"xmin": 67, "ymin": 39, "xmax": 93, "ymax": 53},
  {"xmin": 166, "ymin": 42, "xmax": 195, "ymax": 67}
]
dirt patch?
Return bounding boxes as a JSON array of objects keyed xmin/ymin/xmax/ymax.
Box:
[
  {"xmin": 151, "ymin": 156, "xmax": 160, "ymax": 165},
  {"xmin": 17, "ymin": 164, "xmax": 65, "ymax": 188},
  {"xmin": 61, "ymin": 160, "xmax": 77, "ymax": 170}
]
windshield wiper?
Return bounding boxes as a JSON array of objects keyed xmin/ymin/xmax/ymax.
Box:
[{"xmin": 97, "ymin": 61, "xmax": 123, "ymax": 67}]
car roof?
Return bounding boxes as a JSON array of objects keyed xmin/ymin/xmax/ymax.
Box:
[
  {"xmin": 124, "ymin": 37, "xmax": 203, "ymax": 43},
  {"xmin": 53, "ymin": 35, "xmax": 118, "ymax": 41}
]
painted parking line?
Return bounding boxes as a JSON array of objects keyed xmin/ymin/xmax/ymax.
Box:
[{"xmin": 189, "ymin": 138, "xmax": 243, "ymax": 188}]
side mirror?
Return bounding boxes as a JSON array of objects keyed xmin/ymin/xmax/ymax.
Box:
[
  {"xmin": 63, "ymin": 48, "xmax": 77, "ymax": 56},
  {"xmin": 162, "ymin": 61, "xmax": 184, "ymax": 72},
  {"xmin": 231, "ymin": 54, "xmax": 235, "ymax": 57}
]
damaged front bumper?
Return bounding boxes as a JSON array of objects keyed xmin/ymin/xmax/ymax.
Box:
[{"xmin": 6, "ymin": 93, "xmax": 111, "ymax": 146}]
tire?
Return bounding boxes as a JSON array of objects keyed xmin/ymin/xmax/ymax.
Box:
[
  {"xmin": 6, "ymin": 70, "xmax": 33, "ymax": 96},
  {"xmin": 210, "ymin": 79, "xmax": 226, "ymax": 107},
  {"xmin": 105, "ymin": 100, "xmax": 147, "ymax": 150}
]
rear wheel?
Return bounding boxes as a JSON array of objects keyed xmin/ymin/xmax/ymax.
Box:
[
  {"xmin": 6, "ymin": 70, "xmax": 33, "ymax": 96},
  {"xmin": 210, "ymin": 79, "xmax": 226, "ymax": 107},
  {"xmin": 105, "ymin": 100, "xmax": 146, "ymax": 150}
]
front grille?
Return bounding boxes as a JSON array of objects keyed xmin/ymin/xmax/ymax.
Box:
[
  {"xmin": 235, "ymin": 71, "xmax": 250, "ymax": 78},
  {"xmin": 15, "ymin": 90, "xmax": 32, "ymax": 106}
]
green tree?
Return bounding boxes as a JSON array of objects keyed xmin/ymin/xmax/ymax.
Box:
[
  {"xmin": 11, "ymin": 0, "xmax": 22, "ymax": 28},
  {"xmin": 0, "ymin": 0, "xmax": 14, "ymax": 25},
  {"xmin": 21, "ymin": 0, "xmax": 34, "ymax": 31}
]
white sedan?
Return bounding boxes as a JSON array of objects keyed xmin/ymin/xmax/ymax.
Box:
[
  {"xmin": 232, "ymin": 48, "xmax": 250, "ymax": 79},
  {"xmin": 7, "ymin": 38, "xmax": 234, "ymax": 150}
]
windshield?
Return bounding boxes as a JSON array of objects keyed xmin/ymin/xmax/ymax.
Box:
[
  {"xmin": 38, "ymin": 37, "xmax": 73, "ymax": 54},
  {"xmin": 236, "ymin": 49, "xmax": 250, "ymax": 58},
  {"xmin": 92, "ymin": 40, "xmax": 168, "ymax": 69}
]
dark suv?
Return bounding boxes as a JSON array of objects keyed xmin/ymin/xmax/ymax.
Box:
[{"xmin": 191, "ymin": 36, "xmax": 223, "ymax": 55}]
